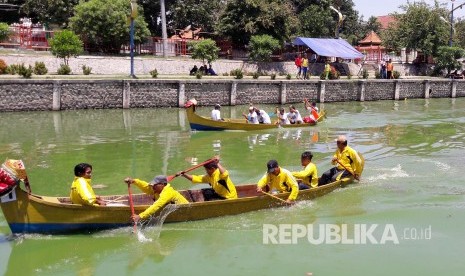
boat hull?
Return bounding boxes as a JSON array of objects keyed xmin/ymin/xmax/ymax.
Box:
[
  {"xmin": 0, "ymin": 177, "xmax": 353, "ymax": 234},
  {"xmin": 186, "ymin": 105, "xmax": 326, "ymax": 131}
]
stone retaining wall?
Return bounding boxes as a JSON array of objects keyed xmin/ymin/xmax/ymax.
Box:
[{"xmin": 0, "ymin": 79, "xmax": 462, "ymax": 112}]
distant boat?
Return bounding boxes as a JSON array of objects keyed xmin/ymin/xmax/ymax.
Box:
[{"xmin": 185, "ymin": 99, "xmax": 326, "ymax": 131}]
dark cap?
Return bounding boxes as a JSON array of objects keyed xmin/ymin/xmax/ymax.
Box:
[
  {"xmin": 149, "ymin": 175, "xmax": 168, "ymax": 186},
  {"xmin": 214, "ymin": 104, "xmax": 221, "ymax": 109},
  {"xmin": 267, "ymin": 160, "xmax": 279, "ymax": 173}
]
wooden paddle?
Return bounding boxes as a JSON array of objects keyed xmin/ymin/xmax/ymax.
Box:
[
  {"xmin": 166, "ymin": 157, "xmax": 216, "ymax": 182},
  {"xmin": 335, "ymin": 159, "xmax": 358, "ymax": 180},
  {"xmin": 127, "ymin": 183, "xmax": 137, "ymax": 233},
  {"xmin": 260, "ymin": 191, "xmax": 288, "ymax": 204},
  {"xmin": 105, "ymin": 195, "xmax": 126, "ymax": 204}
]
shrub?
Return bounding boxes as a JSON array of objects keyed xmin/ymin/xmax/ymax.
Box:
[
  {"xmin": 222, "ymin": 72, "xmax": 229, "ymax": 76},
  {"xmin": 248, "ymin": 34, "xmax": 280, "ymax": 62},
  {"xmin": 0, "ymin": 23, "xmax": 10, "ymax": 42},
  {"xmin": 252, "ymin": 72, "xmax": 259, "ymax": 79},
  {"xmin": 286, "ymin": 73, "xmax": 291, "ymax": 80},
  {"xmin": 374, "ymin": 71, "xmax": 381, "ymax": 79},
  {"xmin": 149, "ymin": 68, "xmax": 158, "ymax": 78},
  {"xmin": 82, "ymin": 65, "xmax": 92, "ymax": 75},
  {"xmin": 393, "ymin": 70, "xmax": 401, "ymax": 79},
  {"xmin": 347, "ymin": 72, "xmax": 352, "ymax": 79},
  {"xmin": 0, "ymin": 59, "xmax": 7, "ymax": 74},
  {"xmin": 230, "ymin": 68, "xmax": 243, "ymax": 79},
  {"xmin": 195, "ymin": 71, "xmax": 203, "ymax": 79},
  {"xmin": 49, "ymin": 30, "xmax": 83, "ymax": 65},
  {"xmin": 362, "ymin": 69, "xmax": 369, "ymax": 79},
  {"xmin": 33, "ymin": 62, "xmax": 48, "ymax": 75},
  {"xmin": 18, "ymin": 64, "xmax": 33, "ymax": 78},
  {"xmin": 6, "ymin": 64, "xmax": 20, "ymax": 75},
  {"xmin": 270, "ymin": 73, "xmax": 276, "ymax": 80},
  {"xmin": 57, "ymin": 64, "xmax": 72, "ymax": 75},
  {"xmin": 188, "ymin": 39, "xmax": 220, "ymax": 65},
  {"xmin": 319, "ymin": 66, "xmax": 340, "ymax": 80}
]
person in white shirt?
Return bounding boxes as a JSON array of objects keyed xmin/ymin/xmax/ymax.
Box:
[
  {"xmin": 287, "ymin": 105, "xmax": 303, "ymax": 124},
  {"xmin": 211, "ymin": 104, "xmax": 223, "ymax": 121},
  {"xmin": 243, "ymin": 106, "xmax": 259, "ymax": 124},
  {"xmin": 276, "ymin": 107, "xmax": 290, "ymax": 125},
  {"xmin": 254, "ymin": 107, "xmax": 271, "ymax": 124}
]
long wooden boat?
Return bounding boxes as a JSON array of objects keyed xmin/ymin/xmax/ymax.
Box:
[
  {"xmin": 185, "ymin": 99, "xmax": 326, "ymax": 131},
  {"xmin": 0, "ymin": 177, "xmax": 356, "ymax": 234}
]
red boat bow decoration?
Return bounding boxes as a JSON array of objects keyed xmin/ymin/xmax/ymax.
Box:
[{"xmin": 0, "ymin": 159, "xmax": 30, "ymax": 196}]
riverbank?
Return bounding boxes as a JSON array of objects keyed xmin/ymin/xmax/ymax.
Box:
[{"xmin": 0, "ymin": 78, "xmax": 463, "ymax": 112}]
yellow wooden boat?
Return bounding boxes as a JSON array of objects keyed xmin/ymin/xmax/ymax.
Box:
[
  {"xmin": 185, "ymin": 99, "xmax": 326, "ymax": 131},
  {"xmin": 0, "ymin": 177, "xmax": 357, "ymax": 234},
  {"xmin": 0, "ymin": 156, "xmax": 363, "ymax": 234}
]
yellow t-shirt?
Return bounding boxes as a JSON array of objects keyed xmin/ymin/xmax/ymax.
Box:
[
  {"xmin": 302, "ymin": 58, "xmax": 309, "ymax": 67},
  {"xmin": 191, "ymin": 169, "xmax": 237, "ymax": 199},
  {"xmin": 70, "ymin": 177, "xmax": 97, "ymax": 206},
  {"xmin": 333, "ymin": 146, "xmax": 362, "ymax": 176},
  {"xmin": 133, "ymin": 179, "xmax": 188, "ymax": 220},
  {"xmin": 257, "ymin": 168, "xmax": 299, "ymax": 200},
  {"xmin": 292, "ymin": 163, "xmax": 318, "ymax": 188}
]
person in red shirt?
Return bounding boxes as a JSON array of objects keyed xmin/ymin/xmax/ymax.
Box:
[{"xmin": 294, "ymin": 54, "xmax": 302, "ymax": 79}]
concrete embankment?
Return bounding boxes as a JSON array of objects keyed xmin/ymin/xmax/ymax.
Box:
[{"xmin": 0, "ymin": 78, "xmax": 462, "ymax": 112}]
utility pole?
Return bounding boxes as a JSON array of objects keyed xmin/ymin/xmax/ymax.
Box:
[
  {"xmin": 450, "ymin": 0, "xmax": 455, "ymax": 46},
  {"xmin": 449, "ymin": 0, "xmax": 465, "ymax": 46},
  {"xmin": 129, "ymin": 1, "xmax": 137, "ymax": 78}
]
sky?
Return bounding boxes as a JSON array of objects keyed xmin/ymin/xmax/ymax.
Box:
[{"xmin": 352, "ymin": 0, "xmax": 465, "ymax": 19}]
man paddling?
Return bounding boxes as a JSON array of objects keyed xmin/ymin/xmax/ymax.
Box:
[
  {"xmin": 318, "ymin": 135, "xmax": 362, "ymax": 186},
  {"xmin": 124, "ymin": 175, "xmax": 189, "ymax": 223},
  {"xmin": 178, "ymin": 156, "xmax": 237, "ymax": 200},
  {"xmin": 291, "ymin": 151, "xmax": 318, "ymax": 189},
  {"xmin": 257, "ymin": 160, "xmax": 299, "ymax": 204}
]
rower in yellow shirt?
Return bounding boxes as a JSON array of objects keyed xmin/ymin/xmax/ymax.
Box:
[
  {"xmin": 257, "ymin": 160, "xmax": 299, "ymax": 204},
  {"xmin": 179, "ymin": 156, "xmax": 237, "ymax": 200},
  {"xmin": 70, "ymin": 163, "xmax": 106, "ymax": 206},
  {"xmin": 318, "ymin": 135, "xmax": 362, "ymax": 185},
  {"xmin": 124, "ymin": 175, "xmax": 189, "ymax": 223},
  {"xmin": 292, "ymin": 151, "xmax": 318, "ymax": 189}
]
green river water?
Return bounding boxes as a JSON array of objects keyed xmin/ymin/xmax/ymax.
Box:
[{"xmin": 0, "ymin": 98, "xmax": 464, "ymax": 275}]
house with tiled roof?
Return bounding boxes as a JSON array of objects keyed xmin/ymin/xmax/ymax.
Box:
[
  {"xmin": 356, "ymin": 31, "xmax": 386, "ymax": 62},
  {"xmin": 377, "ymin": 15, "xmax": 396, "ymax": 30}
]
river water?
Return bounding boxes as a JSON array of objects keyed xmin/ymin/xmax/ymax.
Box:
[{"xmin": 1, "ymin": 98, "xmax": 464, "ymax": 275}]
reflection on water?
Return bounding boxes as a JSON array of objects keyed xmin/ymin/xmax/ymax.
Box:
[{"xmin": 1, "ymin": 98, "xmax": 465, "ymax": 275}]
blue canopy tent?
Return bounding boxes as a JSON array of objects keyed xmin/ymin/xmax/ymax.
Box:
[{"xmin": 293, "ymin": 37, "xmax": 364, "ymax": 59}]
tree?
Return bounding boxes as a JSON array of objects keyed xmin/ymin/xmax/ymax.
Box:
[
  {"xmin": 167, "ymin": 0, "xmax": 225, "ymax": 35},
  {"xmin": 248, "ymin": 34, "xmax": 280, "ymax": 62},
  {"xmin": 70, "ymin": 0, "xmax": 150, "ymax": 53},
  {"xmin": 218, "ymin": 0, "xmax": 298, "ymax": 46},
  {"xmin": 435, "ymin": 46, "xmax": 465, "ymax": 75},
  {"xmin": 188, "ymin": 39, "xmax": 220, "ymax": 65},
  {"xmin": 292, "ymin": 0, "xmax": 360, "ymax": 43},
  {"xmin": 381, "ymin": 2, "xmax": 449, "ymax": 57},
  {"xmin": 455, "ymin": 19, "xmax": 465, "ymax": 49},
  {"xmin": 22, "ymin": 0, "xmax": 79, "ymax": 27},
  {"xmin": 0, "ymin": 22, "xmax": 10, "ymax": 42},
  {"xmin": 48, "ymin": 30, "xmax": 83, "ymax": 65}
]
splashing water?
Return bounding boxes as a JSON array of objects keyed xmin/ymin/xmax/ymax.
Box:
[
  {"xmin": 365, "ymin": 164, "xmax": 409, "ymax": 182},
  {"xmin": 136, "ymin": 204, "xmax": 181, "ymax": 242}
]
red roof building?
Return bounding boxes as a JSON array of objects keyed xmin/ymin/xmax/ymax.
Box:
[
  {"xmin": 356, "ymin": 31, "xmax": 386, "ymax": 62},
  {"xmin": 377, "ymin": 15, "xmax": 396, "ymax": 30}
]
